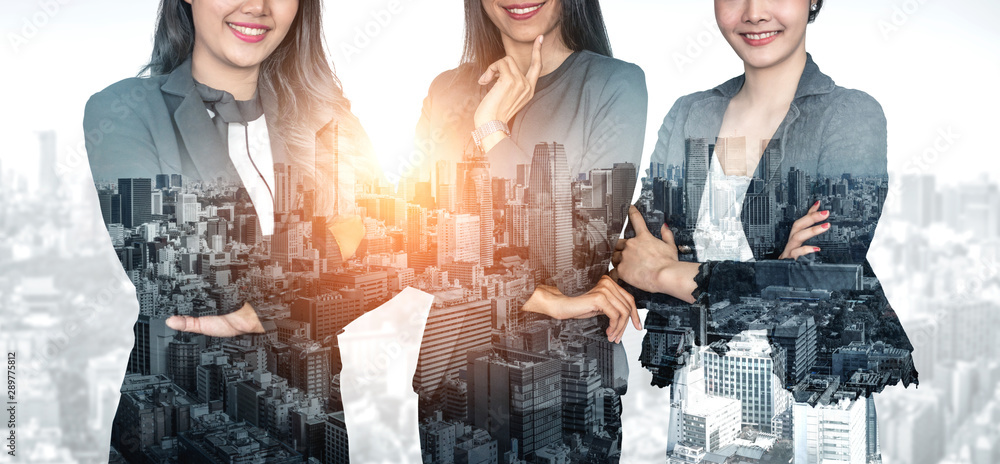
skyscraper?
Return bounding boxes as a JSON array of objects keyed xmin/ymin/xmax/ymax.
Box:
[
  {"xmin": 151, "ymin": 190, "xmax": 163, "ymax": 216},
  {"xmin": 462, "ymin": 156, "xmax": 494, "ymax": 267},
  {"xmin": 467, "ymin": 346, "xmax": 562, "ymax": 459},
  {"xmin": 528, "ymin": 142, "xmax": 572, "ymax": 286},
  {"xmin": 787, "ymin": 167, "xmax": 809, "ymax": 217},
  {"xmin": 611, "ymin": 162, "xmax": 637, "ymax": 232},
  {"xmin": 414, "ymin": 298, "xmax": 492, "ymax": 396},
  {"xmin": 118, "ymin": 178, "xmax": 152, "ymax": 228},
  {"xmin": 684, "ymin": 138, "xmax": 709, "ymax": 228}
]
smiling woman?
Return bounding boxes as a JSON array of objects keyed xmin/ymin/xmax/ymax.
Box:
[
  {"xmin": 614, "ymin": 0, "xmax": 916, "ymax": 461},
  {"xmin": 412, "ymin": 0, "xmax": 647, "ymax": 462},
  {"xmin": 83, "ymin": 0, "xmax": 376, "ymax": 461}
]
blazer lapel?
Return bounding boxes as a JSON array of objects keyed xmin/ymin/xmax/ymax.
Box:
[{"xmin": 161, "ymin": 59, "xmax": 240, "ymax": 183}]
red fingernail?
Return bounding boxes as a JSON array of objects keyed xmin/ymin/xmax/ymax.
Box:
[
  {"xmin": 822, "ymin": 223, "xmax": 830, "ymax": 229},
  {"xmin": 813, "ymin": 247, "xmax": 821, "ymax": 252},
  {"xmin": 813, "ymin": 201, "xmax": 820, "ymax": 207},
  {"xmin": 821, "ymin": 210, "xmax": 829, "ymax": 216}
]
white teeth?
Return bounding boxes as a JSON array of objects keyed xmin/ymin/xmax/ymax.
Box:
[
  {"xmin": 505, "ymin": 4, "xmax": 543, "ymax": 15},
  {"xmin": 228, "ymin": 23, "xmax": 268, "ymax": 36},
  {"xmin": 745, "ymin": 31, "xmax": 778, "ymax": 40}
]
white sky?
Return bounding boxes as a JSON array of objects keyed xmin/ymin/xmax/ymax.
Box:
[{"xmin": 1, "ymin": 0, "xmax": 997, "ymax": 186}]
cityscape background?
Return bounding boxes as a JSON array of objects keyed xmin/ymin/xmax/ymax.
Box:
[{"xmin": 3, "ymin": 0, "xmax": 1000, "ymax": 463}]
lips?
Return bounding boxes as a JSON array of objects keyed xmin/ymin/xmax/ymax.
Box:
[
  {"xmin": 502, "ymin": 2, "xmax": 545, "ymax": 21},
  {"xmin": 227, "ymin": 22, "xmax": 271, "ymax": 43},
  {"xmin": 740, "ymin": 30, "xmax": 780, "ymax": 46}
]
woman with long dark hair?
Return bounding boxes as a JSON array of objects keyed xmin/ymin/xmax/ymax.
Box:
[
  {"xmin": 614, "ymin": 0, "xmax": 917, "ymax": 460},
  {"xmin": 86, "ymin": 0, "xmax": 370, "ymax": 336},
  {"xmin": 412, "ymin": 0, "xmax": 646, "ymax": 461},
  {"xmin": 84, "ymin": 0, "xmax": 371, "ymax": 460}
]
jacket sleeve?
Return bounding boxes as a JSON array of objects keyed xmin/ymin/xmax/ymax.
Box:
[{"xmin": 84, "ymin": 83, "xmax": 161, "ymax": 182}]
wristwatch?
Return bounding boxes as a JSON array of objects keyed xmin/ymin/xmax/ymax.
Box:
[{"xmin": 472, "ymin": 120, "xmax": 510, "ymax": 151}]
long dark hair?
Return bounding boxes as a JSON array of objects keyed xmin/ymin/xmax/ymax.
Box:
[
  {"xmin": 142, "ymin": 0, "xmax": 375, "ymax": 216},
  {"xmin": 461, "ymin": 0, "xmax": 613, "ymax": 72}
]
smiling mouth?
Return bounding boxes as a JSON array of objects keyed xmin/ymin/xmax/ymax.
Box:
[
  {"xmin": 741, "ymin": 31, "xmax": 779, "ymax": 40},
  {"xmin": 227, "ymin": 22, "xmax": 270, "ymax": 37},
  {"xmin": 503, "ymin": 3, "xmax": 544, "ymax": 15}
]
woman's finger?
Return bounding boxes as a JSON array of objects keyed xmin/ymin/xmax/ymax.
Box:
[
  {"xmin": 614, "ymin": 237, "xmax": 627, "ymax": 252},
  {"xmin": 600, "ymin": 291, "xmax": 629, "ymax": 343},
  {"xmin": 628, "ymin": 206, "xmax": 651, "ymax": 237},
  {"xmin": 790, "ymin": 222, "xmax": 830, "ymax": 246},
  {"xmin": 478, "ymin": 59, "xmax": 503, "ymax": 85},
  {"xmin": 660, "ymin": 223, "xmax": 676, "ymax": 249},
  {"xmin": 525, "ymin": 35, "xmax": 544, "ymax": 88},
  {"xmin": 790, "ymin": 245, "xmax": 821, "ymax": 260},
  {"xmin": 608, "ymin": 278, "xmax": 641, "ymax": 331}
]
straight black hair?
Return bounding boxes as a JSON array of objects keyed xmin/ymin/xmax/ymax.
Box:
[{"xmin": 461, "ymin": 0, "xmax": 613, "ymax": 73}]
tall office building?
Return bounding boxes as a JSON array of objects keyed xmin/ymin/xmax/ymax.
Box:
[
  {"xmin": 166, "ymin": 335, "xmax": 200, "ymax": 393},
  {"xmin": 773, "ymin": 315, "xmax": 818, "ymax": 387},
  {"xmin": 119, "ymin": 178, "xmax": 152, "ymax": 228},
  {"xmin": 414, "ymin": 298, "xmax": 492, "ymax": 396},
  {"xmin": 290, "ymin": 290, "xmax": 365, "ymax": 342},
  {"xmin": 98, "ymin": 190, "xmax": 121, "ymax": 226},
  {"xmin": 272, "ymin": 217, "xmax": 303, "ymax": 269},
  {"xmin": 467, "ymin": 346, "xmax": 562, "ymax": 460},
  {"xmin": 788, "ymin": 167, "xmax": 809, "ymax": 217},
  {"xmin": 528, "ymin": 142, "xmax": 572, "ymax": 286},
  {"xmin": 560, "ymin": 355, "xmax": 604, "ymax": 435},
  {"xmin": 684, "ymin": 138, "xmax": 710, "ymax": 228},
  {"xmin": 504, "ymin": 202, "xmax": 528, "ymax": 247},
  {"xmin": 274, "ymin": 162, "xmax": 294, "ymax": 213},
  {"xmin": 682, "ymin": 394, "xmax": 742, "ymax": 453},
  {"xmin": 744, "ymin": 140, "xmax": 781, "ymax": 255},
  {"xmin": 155, "ymin": 174, "xmax": 170, "ymax": 190},
  {"xmin": 515, "ymin": 163, "xmax": 531, "ymax": 187},
  {"xmin": 611, "ymin": 162, "xmax": 637, "ymax": 231},
  {"xmin": 793, "ymin": 394, "xmax": 867, "ymax": 464},
  {"xmin": 589, "ymin": 168, "xmax": 611, "ymax": 209},
  {"xmin": 650, "ymin": 161, "xmax": 666, "ymax": 180},
  {"xmin": 177, "ymin": 193, "xmax": 198, "ymax": 224},
  {"xmin": 702, "ymin": 331, "xmax": 789, "ymax": 433},
  {"xmin": 151, "ymin": 190, "xmax": 163, "ymax": 216},
  {"xmin": 314, "ymin": 122, "xmax": 355, "ymax": 217},
  {"xmin": 462, "ymin": 157, "xmax": 494, "ymax": 266},
  {"xmin": 438, "ymin": 213, "xmax": 481, "ymax": 266},
  {"xmin": 406, "ymin": 205, "xmax": 429, "ymax": 254}
]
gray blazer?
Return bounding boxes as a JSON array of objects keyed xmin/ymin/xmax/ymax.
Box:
[
  {"xmin": 630, "ymin": 54, "xmax": 917, "ymax": 393},
  {"xmin": 83, "ymin": 59, "xmax": 342, "ymax": 186},
  {"xmin": 640, "ymin": 53, "xmax": 888, "ymax": 261}
]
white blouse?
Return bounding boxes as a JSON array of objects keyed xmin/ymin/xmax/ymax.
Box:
[
  {"xmin": 226, "ymin": 117, "xmax": 275, "ymax": 236},
  {"xmin": 692, "ymin": 151, "xmax": 755, "ymax": 262}
]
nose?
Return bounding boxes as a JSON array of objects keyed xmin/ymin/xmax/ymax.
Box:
[
  {"xmin": 241, "ymin": 0, "xmax": 267, "ymax": 16},
  {"xmin": 742, "ymin": 0, "xmax": 772, "ymax": 25}
]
